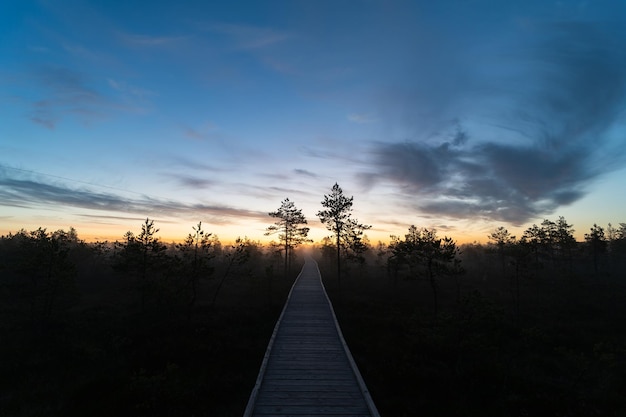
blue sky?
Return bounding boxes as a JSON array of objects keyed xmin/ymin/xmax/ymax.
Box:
[{"xmin": 1, "ymin": 0, "xmax": 625, "ymax": 243}]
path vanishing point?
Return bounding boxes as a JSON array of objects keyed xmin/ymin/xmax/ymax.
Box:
[{"xmin": 244, "ymin": 258, "xmax": 381, "ymax": 417}]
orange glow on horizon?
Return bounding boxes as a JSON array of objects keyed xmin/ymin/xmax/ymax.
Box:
[{"xmin": 0, "ymin": 216, "xmax": 599, "ymax": 247}]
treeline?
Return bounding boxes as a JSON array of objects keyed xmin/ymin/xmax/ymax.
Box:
[
  {"xmin": 1, "ymin": 207, "xmax": 625, "ymax": 332},
  {"xmin": 318, "ymin": 215, "xmax": 626, "ymax": 284},
  {"xmin": 316, "ymin": 217, "xmax": 626, "ymax": 417},
  {"xmin": 0, "ymin": 219, "xmax": 289, "ymax": 322},
  {"xmin": 0, "ymin": 218, "xmax": 303, "ymax": 417}
]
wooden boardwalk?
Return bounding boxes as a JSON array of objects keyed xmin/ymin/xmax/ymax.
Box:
[{"xmin": 244, "ymin": 258, "xmax": 380, "ymax": 417}]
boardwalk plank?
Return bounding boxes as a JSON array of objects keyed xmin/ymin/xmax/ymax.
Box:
[
  {"xmin": 244, "ymin": 259, "xmax": 380, "ymax": 417},
  {"xmin": 253, "ymin": 405, "xmax": 370, "ymax": 414}
]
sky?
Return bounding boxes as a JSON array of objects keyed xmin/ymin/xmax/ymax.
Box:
[{"xmin": 1, "ymin": 0, "xmax": 626, "ymax": 245}]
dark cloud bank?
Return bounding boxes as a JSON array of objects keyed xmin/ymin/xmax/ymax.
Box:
[{"xmin": 365, "ymin": 22, "xmax": 626, "ymax": 224}]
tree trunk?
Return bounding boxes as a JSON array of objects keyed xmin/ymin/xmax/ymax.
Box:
[
  {"xmin": 428, "ymin": 259, "xmax": 438, "ymax": 321},
  {"xmin": 336, "ymin": 226, "xmax": 341, "ymax": 284},
  {"xmin": 284, "ymin": 223, "xmax": 289, "ymax": 278}
]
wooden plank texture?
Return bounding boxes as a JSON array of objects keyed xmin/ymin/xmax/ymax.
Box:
[{"xmin": 244, "ymin": 258, "xmax": 380, "ymax": 417}]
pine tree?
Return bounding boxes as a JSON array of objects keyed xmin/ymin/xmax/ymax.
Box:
[
  {"xmin": 317, "ymin": 183, "xmax": 370, "ymax": 282},
  {"xmin": 265, "ymin": 198, "xmax": 311, "ymax": 276}
]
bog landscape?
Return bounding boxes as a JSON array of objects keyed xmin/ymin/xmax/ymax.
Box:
[
  {"xmin": 1, "ymin": 183, "xmax": 625, "ymax": 416},
  {"xmin": 2, "ymin": 1, "xmax": 626, "ymax": 416}
]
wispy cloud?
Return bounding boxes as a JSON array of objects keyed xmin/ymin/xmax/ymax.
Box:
[
  {"xmin": 207, "ymin": 22, "xmax": 290, "ymax": 50},
  {"xmin": 62, "ymin": 42, "xmax": 106, "ymax": 62},
  {"xmin": 183, "ymin": 127, "xmax": 206, "ymax": 140},
  {"xmin": 294, "ymin": 169, "xmax": 317, "ymax": 178},
  {"xmin": 267, "ymin": 186, "xmax": 315, "ymax": 198},
  {"xmin": 197, "ymin": 21, "xmax": 296, "ymax": 76},
  {"xmin": 168, "ymin": 156, "xmax": 221, "ymax": 172},
  {"xmin": 30, "ymin": 112, "xmax": 56, "ymax": 129},
  {"xmin": 117, "ymin": 32, "xmax": 188, "ymax": 47},
  {"xmin": 0, "ymin": 170, "xmax": 267, "ymax": 225},
  {"xmin": 107, "ymin": 78, "xmax": 155, "ymax": 99},
  {"xmin": 348, "ymin": 113, "xmax": 376, "ymax": 124},
  {"xmin": 77, "ymin": 214, "xmax": 150, "ymax": 223},
  {"xmin": 26, "ymin": 66, "xmax": 106, "ymax": 128},
  {"xmin": 19, "ymin": 66, "xmax": 152, "ymax": 128},
  {"xmin": 180, "ymin": 123, "xmax": 218, "ymax": 141},
  {"xmin": 164, "ymin": 173, "xmax": 215, "ymax": 189},
  {"xmin": 362, "ymin": 22, "xmax": 626, "ymax": 225},
  {"xmin": 28, "ymin": 45, "xmax": 53, "ymax": 53}
]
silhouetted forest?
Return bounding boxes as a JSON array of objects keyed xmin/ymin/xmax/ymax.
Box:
[
  {"xmin": 1, "ymin": 215, "xmax": 625, "ymax": 416},
  {"xmin": 319, "ymin": 219, "xmax": 626, "ymax": 417},
  {"xmin": 0, "ymin": 220, "xmax": 299, "ymax": 416}
]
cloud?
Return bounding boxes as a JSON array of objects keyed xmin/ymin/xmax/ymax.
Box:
[
  {"xmin": 62, "ymin": 43, "xmax": 104, "ymax": 62},
  {"xmin": 294, "ymin": 169, "xmax": 317, "ymax": 178},
  {"xmin": 118, "ymin": 32, "xmax": 188, "ymax": 47},
  {"xmin": 348, "ymin": 113, "xmax": 376, "ymax": 124},
  {"xmin": 180, "ymin": 123, "xmax": 218, "ymax": 141},
  {"xmin": 30, "ymin": 113, "xmax": 56, "ymax": 129},
  {"xmin": 207, "ymin": 22, "xmax": 290, "ymax": 50},
  {"xmin": 168, "ymin": 156, "xmax": 220, "ymax": 172},
  {"xmin": 36, "ymin": 66, "xmax": 98, "ymax": 99},
  {"xmin": 107, "ymin": 78, "xmax": 155, "ymax": 99},
  {"xmin": 166, "ymin": 173, "xmax": 215, "ymax": 189},
  {"xmin": 183, "ymin": 127, "xmax": 206, "ymax": 140},
  {"xmin": 198, "ymin": 21, "xmax": 295, "ymax": 76},
  {"xmin": 20, "ymin": 66, "xmax": 151, "ymax": 128},
  {"xmin": 78, "ymin": 214, "xmax": 150, "ymax": 222},
  {"xmin": 366, "ymin": 129, "xmax": 616, "ymax": 224},
  {"xmin": 26, "ymin": 66, "xmax": 105, "ymax": 127},
  {"xmin": 0, "ymin": 170, "xmax": 268, "ymax": 225},
  {"xmin": 267, "ymin": 186, "xmax": 315, "ymax": 198},
  {"xmin": 364, "ymin": 22, "xmax": 626, "ymax": 225}
]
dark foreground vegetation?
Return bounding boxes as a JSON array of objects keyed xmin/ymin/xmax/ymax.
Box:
[
  {"xmin": 1, "ymin": 215, "xmax": 625, "ymax": 416},
  {"xmin": 319, "ymin": 220, "xmax": 626, "ymax": 417},
  {"xmin": 0, "ymin": 221, "xmax": 299, "ymax": 417}
]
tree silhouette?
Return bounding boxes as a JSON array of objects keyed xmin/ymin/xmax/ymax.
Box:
[
  {"xmin": 585, "ymin": 223, "xmax": 607, "ymax": 274},
  {"xmin": 317, "ymin": 183, "xmax": 370, "ymax": 282},
  {"xmin": 210, "ymin": 237, "xmax": 252, "ymax": 308},
  {"xmin": 554, "ymin": 216, "xmax": 576, "ymax": 272},
  {"xmin": 488, "ymin": 226, "xmax": 516, "ymax": 278},
  {"xmin": 265, "ymin": 198, "xmax": 311, "ymax": 276},
  {"xmin": 115, "ymin": 218, "xmax": 166, "ymax": 311},
  {"xmin": 540, "ymin": 219, "xmax": 558, "ymax": 264},
  {"xmin": 177, "ymin": 222, "xmax": 215, "ymax": 317},
  {"xmin": 318, "ymin": 236, "xmax": 336, "ymax": 269},
  {"xmin": 521, "ymin": 217, "xmax": 576, "ymax": 274},
  {"xmin": 3, "ymin": 228, "xmax": 78, "ymax": 321},
  {"xmin": 388, "ymin": 226, "xmax": 462, "ymax": 318},
  {"xmin": 521, "ymin": 224, "xmax": 546, "ymax": 272},
  {"xmin": 342, "ymin": 218, "xmax": 371, "ymax": 266},
  {"xmin": 609, "ymin": 223, "xmax": 626, "ymax": 261}
]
